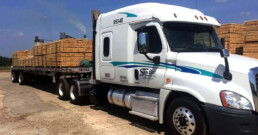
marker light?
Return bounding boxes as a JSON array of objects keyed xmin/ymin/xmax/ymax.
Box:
[
  {"xmin": 166, "ymin": 78, "xmax": 171, "ymax": 83},
  {"xmin": 200, "ymin": 16, "xmax": 203, "ymax": 20},
  {"xmin": 195, "ymin": 15, "xmax": 198, "ymax": 20},
  {"xmin": 174, "ymin": 13, "xmax": 177, "ymax": 18},
  {"xmin": 204, "ymin": 17, "xmax": 208, "ymax": 21},
  {"xmin": 220, "ymin": 91, "xmax": 253, "ymax": 110}
]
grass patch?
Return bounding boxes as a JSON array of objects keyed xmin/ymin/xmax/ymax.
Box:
[{"xmin": 0, "ymin": 66, "xmax": 11, "ymax": 71}]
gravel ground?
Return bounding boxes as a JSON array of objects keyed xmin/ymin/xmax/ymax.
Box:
[{"xmin": 0, "ymin": 72, "xmax": 168, "ymax": 135}]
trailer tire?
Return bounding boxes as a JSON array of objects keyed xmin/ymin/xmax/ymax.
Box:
[
  {"xmin": 166, "ymin": 97, "xmax": 206, "ymax": 135},
  {"xmin": 57, "ymin": 78, "xmax": 69, "ymax": 100},
  {"xmin": 11, "ymin": 71, "xmax": 18, "ymax": 83},
  {"xmin": 69, "ymin": 79, "xmax": 84, "ymax": 105},
  {"xmin": 18, "ymin": 72, "xmax": 26, "ymax": 85}
]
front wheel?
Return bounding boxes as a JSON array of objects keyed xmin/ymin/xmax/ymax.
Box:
[{"xmin": 166, "ymin": 97, "xmax": 206, "ymax": 135}]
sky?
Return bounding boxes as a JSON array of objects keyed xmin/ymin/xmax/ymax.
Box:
[{"xmin": 0, "ymin": 0, "xmax": 257, "ymax": 57}]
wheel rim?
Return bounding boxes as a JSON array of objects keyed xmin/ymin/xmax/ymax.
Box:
[
  {"xmin": 18, "ymin": 75, "xmax": 21, "ymax": 83},
  {"xmin": 173, "ymin": 107, "xmax": 196, "ymax": 135},
  {"xmin": 70, "ymin": 85, "xmax": 76, "ymax": 100},
  {"xmin": 58, "ymin": 83, "xmax": 64, "ymax": 96},
  {"xmin": 11, "ymin": 74, "xmax": 14, "ymax": 81}
]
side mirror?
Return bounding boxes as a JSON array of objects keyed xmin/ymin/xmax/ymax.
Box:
[
  {"xmin": 138, "ymin": 32, "xmax": 149, "ymax": 54},
  {"xmin": 221, "ymin": 38, "xmax": 225, "ymax": 49},
  {"xmin": 153, "ymin": 56, "xmax": 160, "ymax": 65},
  {"xmin": 220, "ymin": 49, "xmax": 229, "ymax": 58}
]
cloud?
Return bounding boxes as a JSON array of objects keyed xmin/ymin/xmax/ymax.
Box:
[
  {"xmin": 240, "ymin": 11, "xmax": 251, "ymax": 16},
  {"xmin": 18, "ymin": 32, "xmax": 24, "ymax": 36},
  {"xmin": 215, "ymin": 0, "xmax": 227, "ymax": 3}
]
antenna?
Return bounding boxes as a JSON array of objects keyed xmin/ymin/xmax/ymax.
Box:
[{"xmin": 195, "ymin": 0, "xmax": 197, "ymax": 9}]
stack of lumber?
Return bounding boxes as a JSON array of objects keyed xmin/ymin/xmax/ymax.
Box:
[
  {"xmin": 243, "ymin": 20, "xmax": 258, "ymax": 59},
  {"xmin": 45, "ymin": 39, "xmax": 92, "ymax": 67},
  {"xmin": 12, "ymin": 38, "xmax": 92, "ymax": 67},
  {"xmin": 12, "ymin": 50, "xmax": 30, "ymax": 66},
  {"xmin": 215, "ymin": 23, "xmax": 245, "ymax": 54}
]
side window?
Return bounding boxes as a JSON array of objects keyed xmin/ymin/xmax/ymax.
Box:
[
  {"xmin": 138, "ymin": 26, "xmax": 162, "ymax": 53},
  {"xmin": 103, "ymin": 37, "xmax": 110, "ymax": 57}
]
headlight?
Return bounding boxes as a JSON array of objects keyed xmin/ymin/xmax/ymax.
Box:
[{"xmin": 220, "ymin": 91, "xmax": 253, "ymax": 110}]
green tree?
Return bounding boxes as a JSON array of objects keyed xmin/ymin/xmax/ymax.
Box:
[{"xmin": 0, "ymin": 56, "xmax": 12, "ymax": 66}]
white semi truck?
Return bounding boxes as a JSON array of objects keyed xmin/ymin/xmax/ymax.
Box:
[{"xmin": 11, "ymin": 3, "xmax": 258, "ymax": 135}]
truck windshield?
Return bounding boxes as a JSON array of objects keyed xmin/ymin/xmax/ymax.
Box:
[{"xmin": 163, "ymin": 22, "xmax": 223, "ymax": 52}]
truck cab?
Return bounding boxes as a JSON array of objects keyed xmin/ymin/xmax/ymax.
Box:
[{"xmin": 94, "ymin": 3, "xmax": 258, "ymax": 135}]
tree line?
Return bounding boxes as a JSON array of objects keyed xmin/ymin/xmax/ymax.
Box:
[{"xmin": 0, "ymin": 56, "xmax": 12, "ymax": 66}]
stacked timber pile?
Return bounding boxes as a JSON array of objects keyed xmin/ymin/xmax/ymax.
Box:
[
  {"xmin": 243, "ymin": 20, "xmax": 258, "ymax": 59},
  {"xmin": 12, "ymin": 38, "xmax": 92, "ymax": 67},
  {"xmin": 215, "ymin": 23, "xmax": 245, "ymax": 55},
  {"xmin": 45, "ymin": 39, "xmax": 92, "ymax": 67},
  {"xmin": 12, "ymin": 50, "xmax": 30, "ymax": 66}
]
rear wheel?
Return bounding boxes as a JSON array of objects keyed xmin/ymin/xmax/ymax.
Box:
[
  {"xmin": 11, "ymin": 71, "xmax": 18, "ymax": 83},
  {"xmin": 18, "ymin": 72, "xmax": 26, "ymax": 85},
  {"xmin": 56, "ymin": 78, "xmax": 69, "ymax": 100},
  {"xmin": 166, "ymin": 97, "xmax": 206, "ymax": 135},
  {"xmin": 69, "ymin": 79, "xmax": 85, "ymax": 105}
]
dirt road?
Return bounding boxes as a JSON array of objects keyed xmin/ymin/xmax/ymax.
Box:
[{"xmin": 0, "ymin": 72, "xmax": 167, "ymax": 135}]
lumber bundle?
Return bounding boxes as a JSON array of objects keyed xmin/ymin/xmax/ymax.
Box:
[
  {"xmin": 12, "ymin": 50, "xmax": 30, "ymax": 66},
  {"xmin": 215, "ymin": 23, "xmax": 245, "ymax": 55},
  {"xmin": 12, "ymin": 38, "xmax": 93, "ymax": 67},
  {"xmin": 243, "ymin": 20, "xmax": 258, "ymax": 59}
]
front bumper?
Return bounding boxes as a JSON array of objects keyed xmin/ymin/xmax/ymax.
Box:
[{"xmin": 202, "ymin": 104, "xmax": 258, "ymax": 135}]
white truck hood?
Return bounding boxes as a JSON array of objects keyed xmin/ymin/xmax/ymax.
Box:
[{"xmin": 176, "ymin": 52, "xmax": 258, "ymax": 75}]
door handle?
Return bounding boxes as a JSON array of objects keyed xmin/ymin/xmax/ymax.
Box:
[{"xmin": 134, "ymin": 69, "xmax": 139, "ymax": 80}]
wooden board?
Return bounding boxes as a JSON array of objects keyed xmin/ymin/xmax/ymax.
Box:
[
  {"xmin": 244, "ymin": 20, "xmax": 258, "ymax": 26},
  {"xmin": 245, "ymin": 32, "xmax": 258, "ymax": 42},
  {"xmin": 243, "ymin": 42, "xmax": 258, "ymax": 59}
]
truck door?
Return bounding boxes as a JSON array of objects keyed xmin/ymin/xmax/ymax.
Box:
[
  {"xmin": 133, "ymin": 23, "xmax": 167, "ymax": 89},
  {"xmin": 100, "ymin": 32, "xmax": 115, "ymax": 80}
]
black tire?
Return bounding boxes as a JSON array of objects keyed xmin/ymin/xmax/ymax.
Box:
[
  {"xmin": 166, "ymin": 97, "xmax": 206, "ymax": 135},
  {"xmin": 18, "ymin": 72, "xmax": 26, "ymax": 85},
  {"xmin": 69, "ymin": 79, "xmax": 84, "ymax": 105},
  {"xmin": 56, "ymin": 78, "xmax": 69, "ymax": 100},
  {"xmin": 11, "ymin": 71, "xmax": 18, "ymax": 83}
]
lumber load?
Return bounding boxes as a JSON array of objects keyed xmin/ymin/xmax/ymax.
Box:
[
  {"xmin": 216, "ymin": 23, "xmax": 245, "ymax": 55},
  {"xmin": 12, "ymin": 50, "xmax": 30, "ymax": 67},
  {"xmin": 216, "ymin": 23, "xmax": 244, "ymax": 34},
  {"xmin": 244, "ymin": 21, "xmax": 258, "ymax": 42},
  {"xmin": 12, "ymin": 38, "xmax": 93, "ymax": 67},
  {"xmin": 243, "ymin": 20, "xmax": 258, "ymax": 59},
  {"xmin": 243, "ymin": 42, "xmax": 258, "ymax": 59}
]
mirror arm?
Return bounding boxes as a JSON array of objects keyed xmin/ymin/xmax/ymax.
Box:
[
  {"xmin": 143, "ymin": 53, "xmax": 153, "ymax": 61},
  {"xmin": 223, "ymin": 57, "xmax": 232, "ymax": 80}
]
